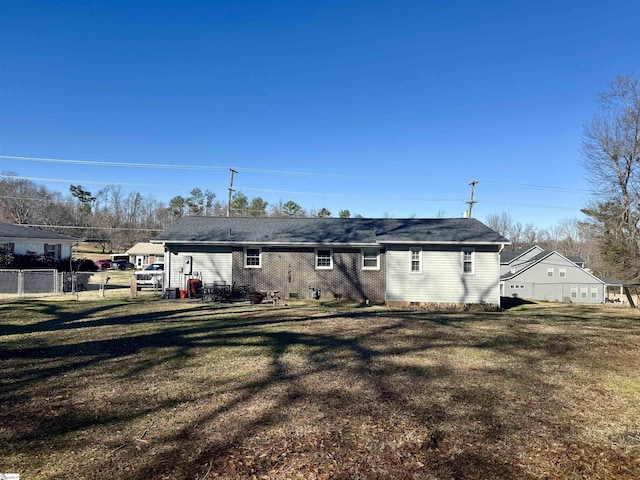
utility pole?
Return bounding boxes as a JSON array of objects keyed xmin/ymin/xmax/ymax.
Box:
[
  {"xmin": 466, "ymin": 180, "xmax": 478, "ymax": 218},
  {"xmin": 227, "ymin": 168, "xmax": 238, "ymax": 217}
]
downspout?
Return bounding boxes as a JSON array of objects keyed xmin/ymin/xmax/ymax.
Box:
[
  {"xmin": 162, "ymin": 242, "xmax": 169, "ymax": 290},
  {"xmin": 497, "ymin": 243, "xmax": 506, "ymax": 305}
]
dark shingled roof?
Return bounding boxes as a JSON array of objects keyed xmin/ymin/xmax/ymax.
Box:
[
  {"xmin": 153, "ymin": 217, "xmax": 509, "ymax": 245},
  {"xmin": 0, "ymin": 222, "xmax": 77, "ymax": 241},
  {"xmin": 500, "ymin": 245, "xmax": 539, "ymax": 264}
]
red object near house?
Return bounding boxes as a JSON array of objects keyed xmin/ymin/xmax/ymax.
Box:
[{"xmin": 187, "ymin": 279, "xmax": 202, "ymax": 298}]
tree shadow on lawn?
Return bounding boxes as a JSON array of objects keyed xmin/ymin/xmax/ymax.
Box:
[{"xmin": 0, "ymin": 303, "xmax": 627, "ymax": 479}]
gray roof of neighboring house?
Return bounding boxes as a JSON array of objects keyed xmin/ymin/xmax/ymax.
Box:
[
  {"xmin": 0, "ymin": 221, "xmax": 77, "ymax": 241},
  {"xmin": 153, "ymin": 217, "xmax": 510, "ymax": 246},
  {"xmin": 598, "ymin": 277, "xmax": 625, "ymax": 286},
  {"xmin": 567, "ymin": 255, "xmax": 585, "ymax": 264},
  {"xmin": 126, "ymin": 242, "xmax": 166, "ymax": 255},
  {"xmin": 500, "ymin": 245, "xmax": 540, "ymax": 264},
  {"xmin": 501, "ymin": 246, "xmax": 585, "ymax": 266}
]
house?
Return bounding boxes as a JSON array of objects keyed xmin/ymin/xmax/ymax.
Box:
[
  {"xmin": 152, "ymin": 217, "xmax": 509, "ymax": 305},
  {"xmin": 125, "ymin": 242, "xmax": 166, "ymax": 269},
  {"xmin": 500, "ymin": 245, "xmax": 624, "ymax": 303},
  {"xmin": 0, "ymin": 221, "xmax": 77, "ymax": 260}
]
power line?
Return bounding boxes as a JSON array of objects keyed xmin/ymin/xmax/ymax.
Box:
[{"xmin": 1, "ymin": 154, "xmax": 592, "ymax": 192}]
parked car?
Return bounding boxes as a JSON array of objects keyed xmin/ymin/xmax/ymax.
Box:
[
  {"xmin": 95, "ymin": 259, "xmax": 112, "ymax": 270},
  {"xmin": 111, "ymin": 259, "xmax": 134, "ymax": 270},
  {"xmin": 134, "ymin": 263, "xmax": 165, "ymax": 289}
]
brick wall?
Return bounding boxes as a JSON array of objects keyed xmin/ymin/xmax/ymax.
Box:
[{"xmin": 232, "ymin": 246, "xmax": 386, "ymax": 302}]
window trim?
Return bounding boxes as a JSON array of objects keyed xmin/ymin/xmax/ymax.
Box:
[
  {"xmin": 590, "ymin": 286, "xmax": 598, "ymax": 299},
  {"xmin": 547, "ymin": 267, "xmax": 554, "ymax": 277},
  {"xmin": 410, "ymin": 247, "xmax": 422, "ymax": 274},
  {"xmin": 244, "ymin": 247, "xmax": 262, "ymax": 268},
  {"xmin": 361, "ymin": 248, "xmax": 380, "ymax": 270},
  {"xmin": 315, "ymin": 248, "xmax": 333, "ymax": 270},
  {"xmin": 462, "ymin": 248, "xmax": 475, "ymax": 275},
  {"xmin": 559, "ymin": 267, "xmax": 566, "ymax": 278}
]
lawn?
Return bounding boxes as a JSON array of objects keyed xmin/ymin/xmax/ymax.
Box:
[{"xmin": 1, "ymin": 299, "xmax": 639, "ymax": 479}]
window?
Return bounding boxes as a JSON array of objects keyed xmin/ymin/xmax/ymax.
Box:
[
  {"xmin": 580, "ymin": 286, "xmax": 588, "ymax": 299},
  {"xmin": 559, "ymin": 268, "xmax": 566, "ymax": 277},
  {"xmin": 462, "ymin": 248, "xmax": 475, "ymax": 274},
  {"xmin": 547, "ymin": 267, "xmax": 554, "ymax": 277},
  {"xmin": 44, "ymin": 243, "xmax": 57, "ymax": 259},
  {"xmin": 0, "ymin": 243, "xmax": 13, "ymax": 254},
  {"xmin": 361, "ymin": 248, "xmax": 379, "ymax": 270},
  {"xmin": 315, "ymin": 249, "xmax": 333, "ymax": 269},
  {"xmin": 410, "ymin": 248, "xmax": 422, "ymax": 273},
  {"xmin": 244, "ymin": 247, "xmax": 261, "ymax": 268},
  {"xmin": 590, "ymin": 286, "xmax": 598, "ymax": 299},
  {"xmin": 570, "ymin": 286, "xmax": 577, "ymax": 299}
]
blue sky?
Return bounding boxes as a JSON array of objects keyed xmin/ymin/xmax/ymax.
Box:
[{"xmin": 1, "ymin": 0, "xmax": 638, "ymax": 228}]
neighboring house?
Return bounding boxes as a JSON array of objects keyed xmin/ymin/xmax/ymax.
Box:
[
  {"xmin": 125, "ymin": 242, "xmax": 166, "ymax": 269},
  {"xmin": 0, "ymin": 221, "xmax": 77, "ymax": 260},
  {"xmin": 500, "ymin": 245, "xmax": 624, "ymax": 303},
  {"xmin": 152, "ymin": 217, "xmax": 509, "ymax": 305}
]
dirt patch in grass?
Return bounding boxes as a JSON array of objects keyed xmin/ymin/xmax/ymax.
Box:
[{"xmin": 1, "ymin": 300, "xmax": 639, "ymax": 479}]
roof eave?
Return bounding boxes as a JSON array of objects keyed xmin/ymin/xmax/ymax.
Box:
[{"xmin": 156, "ymin": 240, "xmax": 379, "ymax": 247}]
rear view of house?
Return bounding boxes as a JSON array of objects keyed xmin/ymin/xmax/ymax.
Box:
[{"xmin": 152, "ymin": 217, "xmax": 509, "ymax": 306}]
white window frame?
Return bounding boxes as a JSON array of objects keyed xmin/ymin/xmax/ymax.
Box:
[
  {"xmin": 361, "ymin": 248, "xmax": 380, "ymax": 270},
  {"xmin": 462, "ymin": 248, "xmax": 475, "ymax": 275},
  {"xmin": 559, "ymin": 267, "xmax": 566, "ymax": 277},
  {"xmin": 590, "ymin": 286, "xmax": 598, "ymax": 299},
  {"xmin": 547, "ymin": 267, "xmax": 554, "ymax": 277},
  {"xmin": 580, "ymin": 286, "xmax": 588, "ymax": 299},
  {"xmin": 570, "ymin": 286, "xmax": 577, "ymax": 299},
  {"xmin": 410, "ymin": 247, "xmax": 422, "ymax": 274},
  {"xmin": 315, "ymin": 248, "xmax": 333, "ymax": 270},
  {"xmin": 244, "ymin": 247, "xmax": 262, "ymax": 268}
]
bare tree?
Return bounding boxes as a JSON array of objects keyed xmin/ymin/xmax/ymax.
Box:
[{"xmin": 581, "ymin": 74, "xmax": 640, "ymax": 280}]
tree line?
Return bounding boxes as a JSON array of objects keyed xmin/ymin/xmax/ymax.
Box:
[
  {"xmin": 1, "ymin": 74, "xmax": 637, "ymax": 280},
  {"xmin": 0, "ymin": 175, "xmax": 355, "ymax": 252},
  {"xmin": 0, "ymin": 171, "xmax": 589, "ymax": 264}
]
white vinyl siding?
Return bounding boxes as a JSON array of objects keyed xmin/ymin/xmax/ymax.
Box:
[
  {"xmin": 386, "ymin": 246, "xmax": 500, "ymax": 304},
  {"xmin": 168, "ymin": 249, "xmax": 232, "ymax": 288}
]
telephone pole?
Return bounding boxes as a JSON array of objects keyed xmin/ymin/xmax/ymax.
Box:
[
  {"xmin": 466, "ymin": 180, "xmax": 478, "ymax": 218},
  {"xmin": 227, "ymin": 168, "xmax": 238, "ymax": 217}
]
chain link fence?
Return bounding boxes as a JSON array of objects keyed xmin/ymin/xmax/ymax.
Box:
[{"xmin": 0, "ymin": 269, "xmax": 93, "ymax": 296}]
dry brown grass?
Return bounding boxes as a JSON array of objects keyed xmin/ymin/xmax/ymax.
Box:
[{"xmin": 1, "ymin": 299, "xmax": 639, "ymax": 479}]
